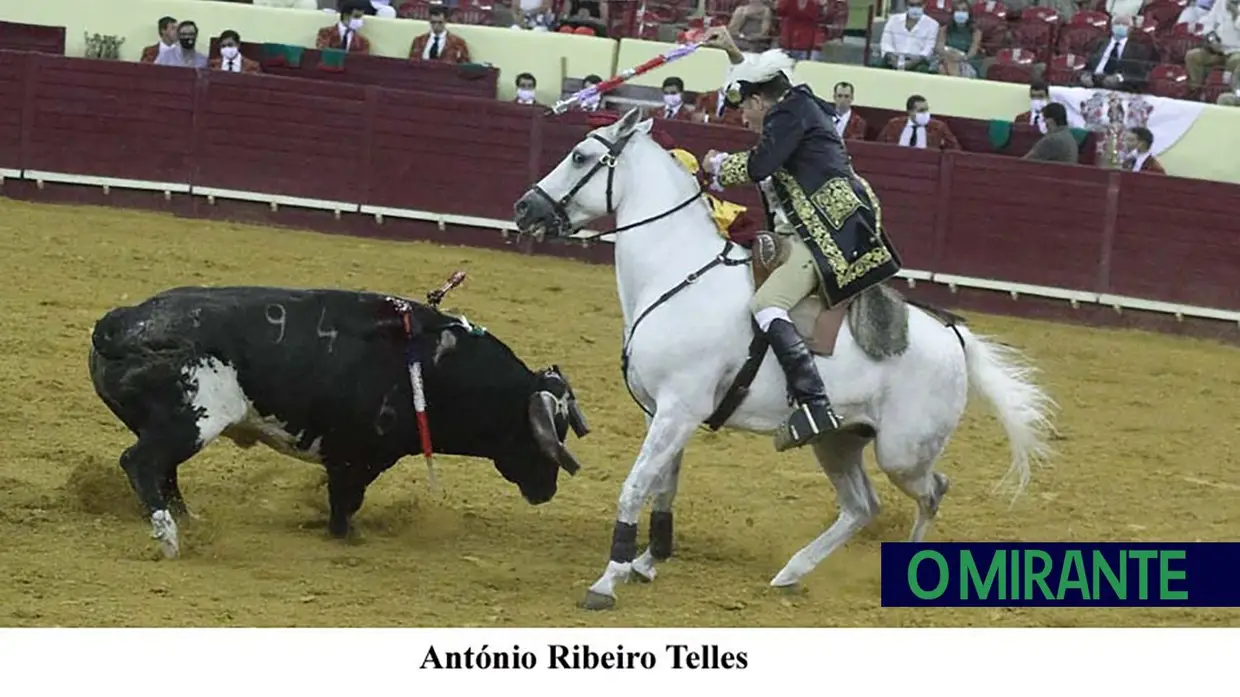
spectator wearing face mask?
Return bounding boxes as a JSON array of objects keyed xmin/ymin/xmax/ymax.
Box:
[
  {"xmin": 830, "ymin": 81, "xmax": 868, "ymax": 140},
  {"xmin": 1185, "ymin": 0, "xmax": 1240, "ymax": 86},
  {"xmin": 1079, "ymin": 15, "xmax": 1153, "ymax": 91},
  {"xmin": 1014, "ymin": 81, "xmax": 1051, "ymax": 134},
  {"xmin": 1021, "ymin": 102, "xmax": 1079, "ymax": 163},
  {"xmin": 879, "ymin": 0, "xmax": 940, "ymax": 73},
  {"xmin": 1179, "ymin": 0, "xmax": 1216, "ymax": 26},
  {"xmin": 513, "ymin": 72, "xmax": 542, "ymax": 106},
  {"xmin": 577, "ymin": 74, "xmax": 607, "ymax": 112},
  {"xmin": 653, "ymin": 77, "xmax": 694, "ymax": 121},
  {"xmin": 210, "ymin": 30, "xmax": 261, "ymax": 73},
  {"xmin": 410, "ymin": 7, "xmax": 472, "ymax": 63},
  {"xmin": 1122, "ymin": 127, "xmax": 1165, "ymax": 173},
  {"xmin": 155, "ymin": 20, "xmax": 208, "ymax": 68},
  {"xmin": 935, "ymin": 0, "xmax": 982, "ymax": 78},
  {"xmin": 140, "ymin": 16, "xmax": 179, "ymax": 64},
  {"xmin": 316, "ymin": 0, "xmax": 372, "ymax": 54},
  {"xmin": 877, "ymin": 94, "xmax": 961, "ymax": 150}
]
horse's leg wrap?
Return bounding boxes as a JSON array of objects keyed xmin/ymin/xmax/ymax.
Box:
[
  {"xmin": 649, "ymin": 511, "xmax": 673, "ymax": 560},
  {"xmin": 609, "ymin": 521, "xmax": 638, "ymax": 564}
]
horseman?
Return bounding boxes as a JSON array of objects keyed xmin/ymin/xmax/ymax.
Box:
[{"xmin": 698, "ymin": 28, "xmax": 903, "ymax": 452}]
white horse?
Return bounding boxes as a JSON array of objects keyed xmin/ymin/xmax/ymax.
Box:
[{"xmin": 512, "ymin": 107, "xmax": 1056, "ymax": 611}]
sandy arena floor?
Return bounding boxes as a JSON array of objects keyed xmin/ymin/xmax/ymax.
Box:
[{"xmin": 0, "ymin": 198, "xmax": 1237, "ymax": 628}]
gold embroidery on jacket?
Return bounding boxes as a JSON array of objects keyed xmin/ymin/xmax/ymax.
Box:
[
  {"xmin": 772, "ymin": 171, "xmax": 893, "ymax": 291},
  {"xmin": 718, "ymin": 152, "xmax": 751, "ymax": 187}
]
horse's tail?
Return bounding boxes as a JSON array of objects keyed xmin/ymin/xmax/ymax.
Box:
[{"xmin": 956, "ymin": 326, "xmax": 1057, "ymax": 504}]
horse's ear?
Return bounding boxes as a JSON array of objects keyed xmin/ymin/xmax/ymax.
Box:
[
  {"xmin": 632, "ymin": 117, "xmax": 654, "ymax": 136},
  {"xmin": 615, "ymin": 107, "xmax": 644, "ymax": 135}
]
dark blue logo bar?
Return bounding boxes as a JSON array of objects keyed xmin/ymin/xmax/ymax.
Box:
[{"xmin": 880, "ymin": 542, "xmax": 1240, "ymax": 607}]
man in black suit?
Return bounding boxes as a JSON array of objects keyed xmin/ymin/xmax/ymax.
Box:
[{"xmin": 1078, "ymin": 15, "xmax": 1153, "ymax": 92}]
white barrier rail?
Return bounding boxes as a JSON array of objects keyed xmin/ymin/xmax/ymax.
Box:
[{"xmin": 3, "ymin": 168, "xmax": 1238, "ymax": 328}]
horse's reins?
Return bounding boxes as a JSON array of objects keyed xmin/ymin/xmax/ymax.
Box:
[{"xmin": 530, "ymin": 129, "xmax": 750, "ymax": 418}]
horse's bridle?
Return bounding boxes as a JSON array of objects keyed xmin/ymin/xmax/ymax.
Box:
[{"xmin": 529, "ymin": 130, "xmax": 704, "ymax": 240}]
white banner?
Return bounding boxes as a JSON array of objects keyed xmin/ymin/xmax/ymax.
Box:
[
  {"xmin": 1, "ymin": 627, "xmax": 1238, "ymax": 694},
  {"xmin": 1049, "ymin": 86, "xmax": 1207, "ymax": 156}
]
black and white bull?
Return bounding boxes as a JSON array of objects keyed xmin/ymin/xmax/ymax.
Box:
[{"xmin": 87, "ymin": 285, "xmax": 589, "ymax": 559}]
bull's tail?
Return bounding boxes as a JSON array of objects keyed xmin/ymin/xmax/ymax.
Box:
[{"xmin": 957, "ymin": 325, "xmax": 1057, "ymax": 505}]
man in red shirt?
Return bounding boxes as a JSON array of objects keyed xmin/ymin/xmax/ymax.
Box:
[{"xmin": 776, "ymin": 0, "xmax": 826, "ymax": 60}]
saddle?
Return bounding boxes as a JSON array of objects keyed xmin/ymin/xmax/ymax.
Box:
[{"xmin": 751, "ymin": 231, "xmax": 910, "ymax": 360}]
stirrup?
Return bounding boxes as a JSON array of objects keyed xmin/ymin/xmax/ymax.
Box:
[{"xmin": 772, "ymin": 403, "xmax": 841, "ymax": 452}]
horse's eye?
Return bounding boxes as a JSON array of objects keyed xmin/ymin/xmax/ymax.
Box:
[{"xmin": 571, "ymin": 151, "xmax": 586, "ymax": 166}]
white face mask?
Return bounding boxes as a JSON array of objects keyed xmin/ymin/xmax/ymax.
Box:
[
  {"xmin": 663, "ymin": 93, "xmax": 682, "ymax": 108},
  {"xmin": 953, "ymin": 11, "xmax": 969, "ymax": 23},
  {"xmin": 221, "ymin": 46, "xmax": 239, "ymax": 60},
  {"xmin": 913, "ymin": 111, "xmax": 930, "ymax": 126},
  {"xmin": 908, "ymin": 6, "xmax": 924, "ymax": 18},
  {"xmin": 516, "ymin": 88, "xmax": 536, "ymax": 102},
  {"xmin": 348, "ymin": 17, "xmax": 364, "ymax": 31},
  {"xmin": 1111, "ymin": 23, "xmax": 1128, "ymax": 38},
  {"xmin": 1030, "ymin": 97, "xmax": 1048, "ymax": 111}
]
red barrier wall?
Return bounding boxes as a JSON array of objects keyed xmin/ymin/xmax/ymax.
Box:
[{"xmin": 2, "ymin": 50, "xmax": 1239, "ymax": 334}]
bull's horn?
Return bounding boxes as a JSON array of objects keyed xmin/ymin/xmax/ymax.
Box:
[
  {"xmin": 528, "ymin": 392, "xmax": 582, "ymax": 476},
  {"xmin": 567, "ymin": 400, "xmax": 590, "ymax": 438}
]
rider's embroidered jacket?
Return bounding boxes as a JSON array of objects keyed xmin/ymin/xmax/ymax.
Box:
[{"xmin": 716, "ymin": 85, "xmax": 903, "ymax": 308}]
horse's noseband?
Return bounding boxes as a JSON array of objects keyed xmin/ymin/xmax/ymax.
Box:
[{"xmin": 531, "ymin": 132, "xmax": 631, "ymax": 235}]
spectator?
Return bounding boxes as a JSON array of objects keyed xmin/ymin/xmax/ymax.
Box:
[
  {"xmin": 654, "ymin": 77, "xmax": 694, "ymax": 121},
  {"xmin": 1178, "ymin": 0, "xmax": 1215, "ymax": 26},
  {"xmin": 1185, "ymin": 0, "xmax": 1240, "ymax": 87},
  {"xmin": 1079, "ymin": 15, "xmax": 1153, "ymax": 91},
  {"xmin": 513, "ymin": 72, "xmax": 541, "ymax": 105},
  {"xmin": 211, "ymin": 30, "xmax": 261, "ymax": 73},
  {"xmin": 1021, "ymin": 102, "xmax": 1079, "ymax": 163},
  {"xmin": 316, "ymin": 0, "xmax": 372, "ymax": 54},
  {"xmin": 140, "ymin": 16, "xmax": 179, "ymax": 64},
  {"xmin": 877, "ymin": 94, "xmax": 962, "ymax": 149},
  {"xmin": 879, "ymin": 0, "xmax": 940, "ymax": 72},
  {"xmin": 831, "ymin": 81, "xmax": 868, "ymax": 140},
  {"xmin": 935, "ymin": 0, "xmax": 982, "ymax": 78},
  {"xmin": 561, "ymin": 0, "xmax": 609, "ymax": 35},
  {"xmin": 728, "ymin": 0, "xmax": 775, "ymax": 53},
  {"xmin": 578, "ymin": 74, "xmax": 607, "ymax": 111},
  {"xmin": 155, "ymin": 20, "xmax": 208, "ymax": 68},
  {"xmin": 512, "ymin": 0, "xmax": 554, "ymax": 30},
  {"xmin": 694, "ymin": 85, "xmax": 747, "ymax": 126},
  {"xmin": 1122, "ymin": 127, "xmax": 1165, "ymax": 173},
  {"xmin": 777, "ymin": 0, "xmax": 826, "ymax": 61},
  {"xmin": 1013, "ymin": 80, "xmax": 1051, "ymax": 134},
  {"xmin": 411, "ymin": 7, "xmax": 472, "ymax": 63}
]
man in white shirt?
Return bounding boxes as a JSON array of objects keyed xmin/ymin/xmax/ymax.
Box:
[
  {"xmin": 1079, "ymin": 15, "xmax": 1153, "ymax": 91},
  {"xmin": 1178, "ymin": 0, "xmax": 1215, "ymax": 27},
  {"xmin": 879, "ymin": 0, "xmax": 940, "ymax": 72},
  {"xmin": 830, "ymin": 81, "xmax": 867, "ymax": 139},
  {"xmin": 1185, "ymin": 0, "xmax": 1240, "ymax": 86},
  {"xmin": 140, "ymin": 16, "xmax": 179, "ymax": 64}
]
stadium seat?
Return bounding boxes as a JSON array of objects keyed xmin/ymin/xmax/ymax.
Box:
[
  {"xmin": 971, "ymin": 0, "xmax": 1008, "ymax": 18},
  {"xmin": 1012, "ymin": 7, "xmax": 1061, "ymax": 63},
  {"xmin": 1056, "ymin": 15, "xmax": 1106, "ymax": 57},
  {"xmin": 1140, "ymin": 0, "xmax": 1187, "ymax": 34},
  {"xmin": 1201, "ymin": 68, "xmax": 1231, "ymax": 103},
  {"xmin": 1046, "ymin": 52, "xmax": 1087, "ymax": 85},
  {"xmin": 925, "ymin": 0, "xmax": 953, "ymax": 26},
  {"xmin": 1158, "ymin": 22, "xmax": 1207, "ymax": 65},
  {"xmin": 988, "ymin": 47, "xmax": 1038, "ymax": 83},
  {"xmin": 1071, "ymin": 10, "xmax": 1110, "ymax": 29},
  {"xmin": 1146, "ymin": 63, "xmax": 1192, "ymax": 99},
  {"xmin": 975, "ymin": 11, "xmax": 1010, "ymax": 55}
]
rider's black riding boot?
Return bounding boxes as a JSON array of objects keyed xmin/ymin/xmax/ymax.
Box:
[{"xmin": 765, "ymin": 317, "xmax": 842, "ymax": 451}]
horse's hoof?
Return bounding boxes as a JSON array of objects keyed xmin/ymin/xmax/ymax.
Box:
[
  {"xmin": 579, "ymin": 590, "xmax": 617, "ymax": 611},
  {"xmin": 158, "ymin": 537, "xmax": 180, "ymax": 560}
]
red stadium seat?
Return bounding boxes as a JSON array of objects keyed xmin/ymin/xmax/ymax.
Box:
[
  {"xmin": 1046, "ymin": 52, "xmax": 1087, "ymax": 85},
  {"xmin": 1071, "ymin": 10, "xmax": 1110, "ymax": 29},
  {"xmin": 925, "ymin": 0, "xmax": 953, "ymax": 26},
  {"xmin": 1012, "ymin": 7, "xmax": 1061, "ymax": 63},
  {"xmin": 1158, "ymin": 22, "xmax": 1207, "ymax": 65},
  {"xmin": 1056, "ymin": 19, "xmax": 1105, "ymax": 57},
  {"xmin": 971, "ymin": 0, "xmax": 1008, "ymax": 18},
  {"xmin": 1146, "ymin": 63, "xmax": 1192, "ymax": 99},
  {"xmin": 988, "ymin": 47, "xmax": 1038, "ymax": 83},
  {"xmin": 1140, "ymin": 0, "xmax": 1186, "ymax": 34},
  {"xmin": 1201, "ymin": 68, "xmax": 1231, "ymax": 103},
  {"xmin": 975, "ymin": 11, "xmax": 1010, "ymax": 55}
]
